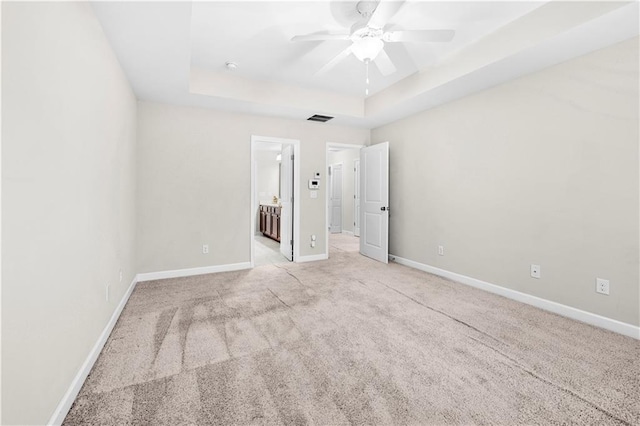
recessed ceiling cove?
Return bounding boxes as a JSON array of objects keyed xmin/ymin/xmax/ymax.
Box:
[{"xmin": 91, "ymin": 1, "xmax": 639, "ymax": 128}]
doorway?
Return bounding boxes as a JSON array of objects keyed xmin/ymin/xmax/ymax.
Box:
[
  {"xmin": 251, "ymin": 136, "xmax": 300, "ymax": 267},
  {"xmin": 328, "ymin": 163, "xmax": 343, "ymax": 233},
  {"xmin": 326, "ymin": 142, "xmax": 363, "ymax": 258}
]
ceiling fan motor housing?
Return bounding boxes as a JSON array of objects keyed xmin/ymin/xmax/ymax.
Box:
[{"xmin": 350, "ymin": 22, "xmax": 383, "ymax": 39}]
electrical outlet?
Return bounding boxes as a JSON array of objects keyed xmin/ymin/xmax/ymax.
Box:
[
  {"xmin": 530, "ymin": 264, "xmax": 541, "ymax": 279},
  {"xmin": 202, "ymin": 244, "xmax": 209, "ymax": 254},
  {"xmin": 119, "ymin": 269, "xmax": 123, "ymax": 283},
  {"xmin": 311, "ymin": 241, "xmax": 316, "ymax": 248},
  {"xmin": 438, "ymin": 245, "xmax": 444, "ymax": 256},
  {"xmin": 596, "ymin": 278, "xmax": 610, "ymax": 295}
]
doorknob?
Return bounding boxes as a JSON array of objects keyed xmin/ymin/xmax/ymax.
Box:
[{"xmin": 381, "ymin": 206, "xmax": 389, "ymax": 211}]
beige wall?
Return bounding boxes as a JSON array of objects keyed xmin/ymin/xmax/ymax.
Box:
[
  {"xmin": 328, "ymin": 148, "xmax": 361, "ymax": 234},
  {"xmin": 136, "ymin": 102, "xmax": 369, "ymax": 273},
  {"xmin": 2, "ymin": 2, "xmax": 138, "ymax": 425},
  {"xmin": 372, "ymin": 38, "xmax": 639, "ymax": 326},
  {"xmin": 256, "ymin": 150, "xmax": 281, "ymax": 205}
]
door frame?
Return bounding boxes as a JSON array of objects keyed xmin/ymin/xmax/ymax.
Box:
[
  {"xmin": 354, "ymin": 158, "xmax": 360, "ymax": 237},
  {"xmin": 251, "ymin": 135, "xmax": 301, "ymax": 267},
  {"xmin": 325, "ymin": 142, "xmax": 364, "ymax": 258}
]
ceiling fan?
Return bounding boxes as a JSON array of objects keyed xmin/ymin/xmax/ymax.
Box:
[{"xmin": 291, "ymin": 0, "xmax": 456, "ymax": 77}]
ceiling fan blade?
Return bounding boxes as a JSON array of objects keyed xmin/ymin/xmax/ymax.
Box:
[
  {"xmin": 291, "ymin": 33, "xmax": 350, "ymax": 42},
  {"xmin": 384, "ymin": 29, "xmax": 455, "ymax": 43},
  {"xmin": 373, "ymin": 48, "xmax": 396, "ymax": 76},
  {"xmin": 367, "ymin": 0, "xmax": 406, "ymax": 30},
  {"xmin": 315, "ymin": 45, "xmax": 353, "ymax": 75}
]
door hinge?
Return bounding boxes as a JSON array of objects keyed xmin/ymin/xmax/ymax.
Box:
[
  {"xmin": 291, "ymin": 154, "xmax": 294, "ymax": 160},
  {"xmin": 291, "ymin": 196, "xmax": 294, "ymax": 202},
  {"xmin": 290, "ymin": 239, "xmax": 293, "ymax": 246}
]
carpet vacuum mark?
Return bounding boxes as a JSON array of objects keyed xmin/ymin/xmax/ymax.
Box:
[{"xmin": 64, "ymin": 249, "xmax": 639, "ymax": 425}]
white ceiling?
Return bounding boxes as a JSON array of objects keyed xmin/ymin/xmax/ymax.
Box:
[
  {"xmin": 91, "ymin": 1, "xmax": 639, "ymax": 129},
  {"xmin": 189, "ymin": 1, "xmax": 543, "ymax": 96}
]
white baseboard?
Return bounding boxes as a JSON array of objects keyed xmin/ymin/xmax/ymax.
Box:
[
  {"xmin": 137, "ymin": 262, "xmax": 252, "ymax": 282},
  {"xmin": 389, "ymin": 254, "xmax": 640, "ymax": 340},
  {"xmin": 48, "ymin": 275, "xmax": 138, "ymax": 425},
  {"xmin": 297, "ymin": 253, "xmax": 328, "ymax": 263},
  {"xmin": 342, "ymin": 230, "xmax": 354, "ymax": 236}
]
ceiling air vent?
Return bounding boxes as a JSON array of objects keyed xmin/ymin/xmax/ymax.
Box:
[{"xmin": 307, "ymin": 114, "xmax": 334, "ymax": 123}]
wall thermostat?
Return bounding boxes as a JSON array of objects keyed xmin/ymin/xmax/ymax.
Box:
[{"xmin": 308, "ymin": 179, "xmax": 320, "ymax": 189}]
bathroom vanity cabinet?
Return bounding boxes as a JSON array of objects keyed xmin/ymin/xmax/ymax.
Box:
[{"xmin": 259, "ymin": 204, "xmax": 281, "ymax": 242}]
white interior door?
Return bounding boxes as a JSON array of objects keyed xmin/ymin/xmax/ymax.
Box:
[
  {"xmin": 360, "ymin": 142, "xmax": 389, "ymax": 263},
  {"xmin": 329, "ymin": 164, "xmax": 342, "ymax": 233},
  {"xmin": 354, "ymin": 159, "xmax": 361, "ymax": 237},
  {"xmin": 280, "ymin": 145, "xmax": 293, "ymax": 261}
]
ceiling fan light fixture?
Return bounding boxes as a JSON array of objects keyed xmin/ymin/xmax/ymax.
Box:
[{"xmin": 351, "ymin": 37, "xmax": 384, "ymax": 62}]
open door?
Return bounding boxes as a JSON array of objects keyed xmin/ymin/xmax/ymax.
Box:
[
  {"xmin": 280, "ymin": 145, "xmax": 294, "ymax": 261},
  {"xmin": 360, "ymin": 142, "xmax": 389, "ymax": 263}
]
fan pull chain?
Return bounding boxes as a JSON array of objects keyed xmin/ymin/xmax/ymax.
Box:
[{"xmin": 365, "ymin": 60, "xmax": 370, "ymax": 96}]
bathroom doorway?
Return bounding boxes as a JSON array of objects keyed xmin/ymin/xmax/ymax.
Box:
[{"xmin": 251, "ymin": 136, "xmax": 300, "ymax": 267}]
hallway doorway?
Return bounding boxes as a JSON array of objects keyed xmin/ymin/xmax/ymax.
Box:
[{"xmin": 325, "ymin": 142, "xmax": 363, "ymax": 259}]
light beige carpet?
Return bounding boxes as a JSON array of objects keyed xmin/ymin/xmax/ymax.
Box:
[
  {"xmin": 329, "ymin": 232, "xmax": 361, "ymax": 253},
  {"xmin": 64, "ymin": 235, "xmax": 639, "ymax": 425}
]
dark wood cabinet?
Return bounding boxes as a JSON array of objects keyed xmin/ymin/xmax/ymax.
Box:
[{"xmin": 259, "ymin": 204, "xmax": 281, "ymax": 242}]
